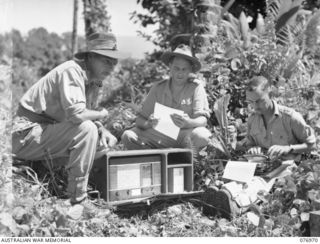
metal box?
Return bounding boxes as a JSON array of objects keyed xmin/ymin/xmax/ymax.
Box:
[{"xmin": 89, "ymin": 148, "xmax": 193, "ymax": 205}]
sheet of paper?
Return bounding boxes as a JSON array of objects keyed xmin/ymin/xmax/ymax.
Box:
[
  {"xmin": 223, "ymin": 161, "xmax": 257, "ymax": 183},
  {"xmin": 153, "ymin": 102, "xmax": 184, "ymax": 140}
]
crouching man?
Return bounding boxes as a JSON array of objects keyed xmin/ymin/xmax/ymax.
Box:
[
  {"xmin": 12, "ymin": 32, "xmax": 128, "ymax": 205},
  {"xmin": 203, "ymin": 76, "xmax": 316, "ymax": 218},
  {"xmin": 121, "ymin": 44, "xmax": 212, "ymax": 155}
]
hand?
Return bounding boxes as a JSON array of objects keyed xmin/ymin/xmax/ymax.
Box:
[
  {"xmin": 267, "ymin": 145, "xmax": 291, "ymax": 159},
  {"xmin": 171, "ymin": 113, "xmax": 190, "ymax": 128},
  {"xmin": 99, "ymin": 127, "xmax": 117, "ymax": 148},
  {"xmin": 247, "ymin": 146, "xmax": 263, "ymax": 155},
  {"xmin": 99, "ymin": 109, "xmax": 109, "ymax": 119},
  {"xmin": 147, "ymin": 114, "xmax": 160, "ymax": 128}
]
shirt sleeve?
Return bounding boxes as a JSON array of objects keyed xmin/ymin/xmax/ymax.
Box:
[
  {"xmin": 137, "ymin": 83, "xmax": 158, "ymax": 119},
  {"xmin": 192, "ymin": 83, "xmax": 210, "ymax": 118},
  {"xmin": 290, "ymin": 111, "xmax": 316, "ymax": 146},
  {"xmin": 59, "ymin": 68, "xmax": 86, "ymax": 120}
]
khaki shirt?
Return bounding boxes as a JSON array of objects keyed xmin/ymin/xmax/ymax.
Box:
[
  {"xmin": 138, "ymin": 78, "xmax": 210, "ymax": 120},
  {"xmin": 246, "ymin": 100, "xmax": 316, "ymax": 150},
  {"xmin": 19, "ymin": 60, "xmax": 87, "ymax": 123}
]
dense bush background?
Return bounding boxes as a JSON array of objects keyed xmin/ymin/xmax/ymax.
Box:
[{"xmin": 1, "ymin": 0, "xmax": 320, "ymax": 237}]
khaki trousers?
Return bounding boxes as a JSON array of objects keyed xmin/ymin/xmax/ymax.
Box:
[
  {"xmin": 121, "ymin": 126, "xmax": 211, "ymax": 153},
  {"xmin": 12, "ymin": 119, "xmax": 98, "ymax": 203}
]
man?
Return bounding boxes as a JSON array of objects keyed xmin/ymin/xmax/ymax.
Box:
[
  {"xmin": 12, "ymin": 32, "xmax": 128, "ymax": 205},
  {"xmin": 245, "ymin": 76, "xmax": 316, "ymax": 159},
  {"xmin": 203, "ymin": 76, "xmax": 316, "ymax": 218},
  {"xmin": 121, "ymin": 44, "xmax": 211, "ymax": 154}
]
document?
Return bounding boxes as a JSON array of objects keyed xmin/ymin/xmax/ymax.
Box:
[
  {"xmin": 153, "ymin": 102, "xmax": 184, "ymax": 140},
  {"xmin": 223, "ymin": 161, "xmax": 257, "ymax": 183}
]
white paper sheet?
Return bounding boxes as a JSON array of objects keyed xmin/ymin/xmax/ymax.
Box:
[
  {"xmin": 223, "ymin": 161, "xmax": 257, "ymax": 183},
  {"xmin": 153, "ymin": 102, "xmax": 184, "ymax": 140}
]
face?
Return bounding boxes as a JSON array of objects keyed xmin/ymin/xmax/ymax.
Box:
[
  {"xmin": 169, "ymin": 57, "xmax": 193, "ymax": 85},
  {"xmin": 87, "ymin": 53, "xmax": 117, "ymax": 82},
  {"xmin": 245, "ymin": 87, "xmax": 271, "ymax": 114}
]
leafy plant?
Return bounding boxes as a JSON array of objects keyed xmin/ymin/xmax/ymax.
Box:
[{"xmin": 211, "ymin": 94, "xmax": 232, "ymax": 158}]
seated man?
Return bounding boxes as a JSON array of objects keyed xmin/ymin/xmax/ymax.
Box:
[
  {"xmin": 12, "ymin": 32, "xmax": 128, "ymax": 205},
  {"xmin": 121, "ymin": 44, "xmax": 212, "ymax": 154},
  {"xmin": 203, "ymin": 76, "xmax": 316, "ymax": 218}
]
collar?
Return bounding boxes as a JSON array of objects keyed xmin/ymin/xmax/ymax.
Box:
[
  {"xmin": 163, "ymin": 78, "xmax": 172, "ymax": 98},
  {"xmin": 251, "ymin": 100, "xmax": 280, "ymax": 119},
  {"xmin": 272, "ymin": 100, "xmax": 280, "ymax": 117},
  {"xmin": 75, "ymin": 60, "xmax": 89, "ymax": 84}
]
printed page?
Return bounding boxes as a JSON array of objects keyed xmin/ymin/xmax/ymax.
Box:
[{"xmin": 153, "ymin": 102, "xmax": 184, "ymax": 140}]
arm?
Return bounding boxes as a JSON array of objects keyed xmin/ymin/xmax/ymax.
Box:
[
  {"xmin": 171, "ymin": 113, "xmax": 207, "ymax": 129},
  {"xmin": 268, "ymin": 111, "xmax": 316, "ymax": 158},
  {"xmin": 192, "ymin": 82, "xmax": 211, "ymax": 123},
  {"xmin": 290, "ymin": 112, "xmax": 317, "ymax": 152},
  {"xmin": 136, "ymin": 83, "xmax": 159, "ymax": 130},
  {"xmin": 58, "ymin": 68, "xmax": 109, "ymax": 124},
  {"xmin": 187, "ymin": 115, "xmax": 207, "ymax": 128},
  {"xmin": 69, "ymin": 108, "xmax": 109, "ymax": 124}
]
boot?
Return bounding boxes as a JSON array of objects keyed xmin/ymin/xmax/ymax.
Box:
[{"xmin": 67, "ymin": 175, "xmax": 89, "ymax": 204}]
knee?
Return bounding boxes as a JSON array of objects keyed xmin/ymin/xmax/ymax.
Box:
[
  {"xmin": 190, "ymin": 127, "xmax": 211, "ymax": 148},
  {"xmin": 78, "ymin": 120, "xmax": 98, "ymax": 139}
]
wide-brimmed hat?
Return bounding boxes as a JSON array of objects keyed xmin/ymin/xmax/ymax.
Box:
[
  {"xmin": 161, "ymin": 44, "xmax": 201, "ymax": 72},
  {"xmin": 74, "ymin": 32, "xmax": 130, "ymax": 60}
]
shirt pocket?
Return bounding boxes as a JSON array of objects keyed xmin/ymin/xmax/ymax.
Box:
[
  {"xmin": 270, "ymin": 119, "xmax": 289, "ymax": 146},
  {"xmin": 250, "ymin": 130, "xmax": 263, "ymax": 146},
  {"xmin": 271, "ymin": 130, "xmax": 289, "ymax": 146}
]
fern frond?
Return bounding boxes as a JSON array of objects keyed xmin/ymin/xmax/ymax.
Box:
[
  {"xmin": 276, "ymin": 25, "xmax": 292, "ymax": 46},
  {"xmin": 221, "ymin": 20, "xmax": 240, "ymax": 40},
  {"xmin": 268, "ymin": 0, "xmax": 281, "ymax": 20}
]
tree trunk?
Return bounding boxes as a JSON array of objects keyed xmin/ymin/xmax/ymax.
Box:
[
  {"xmin": 83, "ymin": 0, "xmax": 94, "ymax": 39},
  {"xmin": 71, "ymin": 0, "xmax": 78, "ymax": 55}
]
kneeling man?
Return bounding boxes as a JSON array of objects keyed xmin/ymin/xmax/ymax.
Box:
[{"xmin": 203, "ymin": 76, "xmax": 316, "ymax": 218}]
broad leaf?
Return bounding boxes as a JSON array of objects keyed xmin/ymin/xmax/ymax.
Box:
[{"xmin": 276, "ymin": 6, "xmax": 301, "ymax": 33}]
